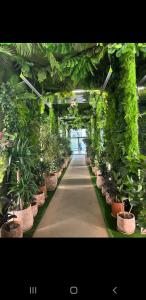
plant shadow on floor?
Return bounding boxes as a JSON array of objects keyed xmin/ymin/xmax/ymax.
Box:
[{"xmin": 88, "ymin": 167, "xmax": 146, "ymax": 238}]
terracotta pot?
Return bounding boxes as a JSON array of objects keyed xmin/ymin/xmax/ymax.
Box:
[
  {"xmin": 10, "ymin": 205, "xmax": 34, "ymax": 232},
  {"xmin": 66, "ymin": 158, "xmax": 69, "ymax": 166},
  {"xmin": 102, "ymin": 185, "xmax": 107, "ymax": 196},
  {"xmin": 105, "ymin": 192, "xmax": 113, "ymax": 205},
  {"xmin": 8, "ymin": 210, "xmax": 22, "ymax": 226},
  {"xmin": 62, "ymin": 162, "xmax": 66, "ymax": 169},
  {"xmin": 56, "ymin": 170, "xmax": 62, "ymax": 179},
  {"xmin": 111, "ymin": 202, "xmax": 124, "ymax": 218},
  {"xmin": 141, "ymin": 228, "xmax": 146, "ymax": 234},
  {"xmin": 92, "ymin": 166, "xmax": 98, "ymax": 176},
  {"xmin": 97, "ymin": 169, "xmax": 101, "ymax": 176},
  {"xmin": 96, "ymin": 175, "xmax": 104, "ymax": 189},
  {"xmin": 61, "ymin": 166, "xmax": 64, "ymax": 172},
  {"xmin": 39, "ymin": 184, "xmax": 47, "ymax": 199},
  {"xmin": 31, "ymin": 201, "xmax": 38, "ymax": 217},
  {"xmin": 22, "ymin": 205, "xmax": 34, "ymax": 231},
  {"xmin": 1, "ymin": 221, "xmax": 23, "ymax": 238},
  {"xmin": 46, "ymin": 173, "xmax": 58, "ymax": 191},
  {"xmin": 117, "ymin": 212, "xmax": 135, "ymax": 234},
  {"xmin": 33, "ymin": 192, "xmax": 45, "ymax": 207}
]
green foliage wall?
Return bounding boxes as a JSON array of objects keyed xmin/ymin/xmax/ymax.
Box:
[
  {"xmin": 139, "ymin": 103, "xmax": 146, "ymax": 155},
  {"xmin": 48, "ymin": 95, "xmax": 58, "ymax": 135},
  {"xmin": 88, "ymin": 91, "xmax": 107, "ymax": 162},
  {"xmin": 95, "ymin": 92, "xmax": 107, "ymax": 161},
  {"xmin": 106, "ymin": 43, "xmax": 139, "ymax": 170},
  {"xmin": 0, "ymin": 77, "xmax": 42, "ymax": 189}
]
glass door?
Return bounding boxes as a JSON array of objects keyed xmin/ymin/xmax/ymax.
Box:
[{"xmin": 70, "ymin": 129, "xmax": 87, "ymax": 154}]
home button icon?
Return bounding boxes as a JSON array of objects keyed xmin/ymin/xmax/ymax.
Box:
[{"xmin": 70, "ymin": 286, "xmax": 78, "ymax": 295}]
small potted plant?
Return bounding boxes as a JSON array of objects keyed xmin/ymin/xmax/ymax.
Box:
[
  {"xmin": 0, "ymin": 198, "xmax": 23, "ymax": 238},
  {"xmin": 8, "ymin": 172, "xmax": 38, "ymax": 232}
]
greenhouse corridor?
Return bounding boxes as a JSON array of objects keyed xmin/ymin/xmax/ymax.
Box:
[{"xmin": 0, "ymin": 43, "xmax": 146, "ymax": 238}]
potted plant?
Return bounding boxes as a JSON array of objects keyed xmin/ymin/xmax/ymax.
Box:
[
  {"xmin": 54, "ymin": 157, "xmax": 63, "ymax": 179},
  {"xmin": 33, "ymin": 191, "xmax": 45, "ymax": 207},
  {"xmin": 0, "ymin": 198, "xmax": 23, "ymax": 238},
  {"xmin": 33, "ymin": 161, "xmax": 47, "ymax": 199},
  {"xmin": 116, "ymin": 156, "xmax": 146, "ymax": 234},
  {"xmin": 46, "ymin": 160, "xmax": 58, "ymax": 191},
  {"xmin": 91, "ymin": 157, "xmax": 99, "ymax": 176},
  {"xmin": 30, "ymin": 200, "xmax": 38, "ymax": 218},
  {"xmin": 8, "ymin": 171, "xmax": 38, "ymax": 232},
  {"xmin": 109, "ymin": 171, "xmax": 125, "ymax": 217}
]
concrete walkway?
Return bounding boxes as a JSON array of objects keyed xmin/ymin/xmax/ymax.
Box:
[{"xmin": 34, "ymin": 155, "xmax": 108, "ymax": 237}]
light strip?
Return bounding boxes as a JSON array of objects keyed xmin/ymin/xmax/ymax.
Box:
[
  {"xmin": 20, "ymin": 73, "xmax": 51, "ymax": 108},
  {"xmin": 102, "ymin": 66, "xmax": 112, "ymax": 91}
]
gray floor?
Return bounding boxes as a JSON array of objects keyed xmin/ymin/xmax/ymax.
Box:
[{"xmin": 34, "ymin": 155, "xmax": 108, "ymax": 237}]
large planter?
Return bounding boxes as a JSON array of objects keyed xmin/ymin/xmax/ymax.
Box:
[
  {"xmin": 141, "ymin": 228, "xmax": 146, "ymax": 234},
  {"xmin": 102, "ymin": 185, "xmax": 108, "ymax": 196},
  {"xmin": 96, "ymin": 175, "xmax": 104, "ymax": 189},
  {"xmin": 39, "ymin": 184, "xmax": 47, "ymax": 199},
  {"xmin": 31, "ymin": 201, "xmax": 38, "ymax": 217},
  {"xmin": 111, "ymin": 202, "xmax": 124, "ymax": 218},
  {"xmin": 46, "ymin": 173, "xmax": 58, "ymax": 191},
  {"xmin": 56, "ymin": 170, "xmax": 62, "ymax": 179},
  {"xmin": 10, "ymin": 205, "xmax": 34, "ymax": 232},
  {"xmin": 97, "ymin": 169, "xmax": 101, "ymax": 176},
  {"xmin": 66, "ymin": 157, "xmax": 70, "ymax": 166},
  {"xmin": 62, "ymin": 162, "xmax": 66, "ymax": 169},
  {"xmin": 92, "ymin": 166, "xmax": 98, "ymax": 176},
  {"xmin": 1, "ymin": 221, "xmax": 23, "ymax": 238},
  {"xmin": 117, "ymin": 212, "xmax": 136, "ymax": 234},
  {"xmin": 33, "ymin": 192, "xmax": 45, "ymax": 207}
]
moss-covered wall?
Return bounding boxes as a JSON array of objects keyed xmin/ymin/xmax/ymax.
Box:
[
  {"xmin": 105, "ymin": 43, "xmax": 139, "ymax": 170},
  {"xmin": 139, "ymin": 103, "xmax": 146, "ymax": 155}
]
